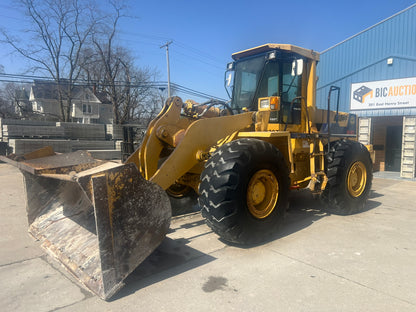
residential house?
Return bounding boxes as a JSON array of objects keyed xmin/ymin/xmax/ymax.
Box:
[
  {"xmin": 29, "ymin": 80, "xmax": 112, "ymax": 124},
  {"xmin": 95, "ymin": 91, "xmax": 114, "ymax": 124}
]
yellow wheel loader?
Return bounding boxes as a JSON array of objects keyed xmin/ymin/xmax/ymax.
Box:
[{"xmin": 1, "ymin": 44, "xmax": 372, "ymax": 300}]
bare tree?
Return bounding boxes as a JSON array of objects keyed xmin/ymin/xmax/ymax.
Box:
[
  {"xmin": 137, "ymin": 87, "xmax": 166, "ymax": 126},
  {"xmin": 80, "ymin": 44, "xmax": 162, "ymax": 125},
  {"xmin": 2, "ymin": 0, "xmax": 164, "ymax": 125},
  {"xmin": 5, "ymin": 83, "xmax": 30, "ymax": 117},
  {"xmin": 1, "ymin": 0, "xmax": 96, "ymax": 121},
  {"xmin": 90, "ymin": 1, "xmax": 125, "ymax": 124},
  {"xmin": 88, "ymin": 1, "xmax": 162, "ymax": 125},
  {"xmin": 0, "ymin": 83, "xmax": 18, "ymax": 118}
]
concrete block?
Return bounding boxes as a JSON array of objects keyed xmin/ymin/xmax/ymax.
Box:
[
  {"xmin": 404, "ymin": 126, "xmax": 415, "ymax": 134},
  {"xmin": 71, "ymin": 140, "xmax": 114, "ymax": 151},
  {"xmin": 403, "ymin": 134, "xmax": 415, "ymax": 142},
  {"xmin": 8, "ymin": 139, "xmax": 72, "ymax": 154},
  {"xmin": 359, "ymin": 118, "xmax": 370, "ymax": 127},
  {"xmin": 403, "ymin": 158, "xmax": 414, "ymax": 165},
  {"xmin": 400, "ymin": 171, "xmax": 414, "ymax": 179},
  {"xmin": 402, "ymin": 164, "xmax": 414, "ymax": 172},
  {"xmin": 0, "ymin": 118, "xmax": 56, "ymax": 127},
  {"xmin": 404, "ymin": 117, "xmax": 416, "ymax": 125},
  {"xmin": 88, "ymin": 149, "xmax": 121, "ymax": 160},
  {"xmin": 403, "ymin": 150, "xmax": 415, "ymax": 157},
  {"xmin": 56, "ymin": 122, "xmax": 106, "ymax": 140},
  {"xmin": 403, "ymin": 142, "xmax": 415, "ymax": 150},
  {"xmin": 106, "ymin": 124, "xmax": 123, "ymax": 140},
  {"xmin": 115, "ymin": 140, "xmax": 124, "ymax": 150},
  {"xmin": 3, "ymin": 125, "xmax": 65, "ymax": 139}
]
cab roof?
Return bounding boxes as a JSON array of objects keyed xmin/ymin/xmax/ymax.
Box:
[{"xmin": 232, "ymin": 43, "xmax": 320, "ymax": 61}]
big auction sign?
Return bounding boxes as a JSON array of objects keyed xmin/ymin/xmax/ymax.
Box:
[{"xmin": 350, "ymin": 77, "xmax": 416, "ymax": 110}]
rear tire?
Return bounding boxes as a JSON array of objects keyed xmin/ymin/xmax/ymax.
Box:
[
  {"xmin": 322, "ymin": 139, "xmax": 373, "ymax": 215},
  {"xmin": 199, "ymin": 138, "xmax": 290, "ymax": 245}
]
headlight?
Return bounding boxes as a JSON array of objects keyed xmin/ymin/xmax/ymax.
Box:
[
  {"xmin": 258, "ymin": 96, "xmax": 280, "ymax": 111},
  {"xmin": 259, "ymin": 98, "xmax": 270, "ymax": 110}
]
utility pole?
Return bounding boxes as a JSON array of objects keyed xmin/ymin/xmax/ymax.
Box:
[{"xmin": 160, "ymin": 41, "xmax": 173, "ymax": 98}]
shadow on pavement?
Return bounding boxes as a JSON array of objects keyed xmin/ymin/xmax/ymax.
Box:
[
  {"xmin": 269, "ymin": 190, "xmax": 328, "ymax": 243},
  {"xmin": 226, "ymin": 189, "xmax": 381, "ymax": 249},
  {"xmin": 113, "ymin": 188, "xmax": 382, "ymax": 299},
  {"xmin": 112, "ymin": 223, "xmax": 216, "ymax": 300}
]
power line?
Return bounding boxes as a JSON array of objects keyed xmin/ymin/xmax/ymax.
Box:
[
  {"xmin": 117, "ymin": 32, "xmax": 226, "ymax": 71},
  {"xmin": 171, "ymin": 49, "xmax": 224, "ymax": 71},
  {"xmin": 119, "ymin": 31, "xmax": 225, "ymax": 65},
  {"xmin": 171, "ymin": 83, "xmax": 226, "ymax": 101},
  {"xmin": 119, "ymin": 30, "xmax": 172, "ymax": 43},
  {"xmin": 174, "ymin": 41, "xmax": 225, "ymax": 65},
  {"xmin": 0, "ymin": 73, "xmax": 226, "ymax": 101}
]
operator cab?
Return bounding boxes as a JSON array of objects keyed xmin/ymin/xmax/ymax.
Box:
[{"xmin": 225, "ymin": 44, "xmax": 319, "ymax": 127}]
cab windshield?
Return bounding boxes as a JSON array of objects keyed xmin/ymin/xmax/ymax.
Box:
[
  {"xmin": 230, "ymin": 53, "xmax": 302, "ymax": 125},
  {"xmin": 231, "ymin": 55, "xmax": 279, "ymax": 111}
]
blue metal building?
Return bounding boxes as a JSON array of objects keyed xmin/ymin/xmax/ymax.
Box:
[{"xmin": 316, "ymin": 4, "xmax": 416, "ymax": 178}]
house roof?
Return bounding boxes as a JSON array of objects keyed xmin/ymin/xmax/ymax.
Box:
[
  {"xmin": 15, "ymin": 88, "xmax": 29, "ymax": 100},
  {"xmin": 94, "ymin": 91, "xmax": 112, "ymax": 105},
  {"xmin": 31, "ymin": 80, "xmax": 98, "ymax": 102}
]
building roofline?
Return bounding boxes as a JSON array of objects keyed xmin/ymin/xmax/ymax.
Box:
[{"xmin": 321, "ymin": 3, "xmax": 416, "ymax": 54}]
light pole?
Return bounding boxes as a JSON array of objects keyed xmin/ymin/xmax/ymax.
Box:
[{"xmin": 160, "ymin": 41, "xmax": 173, "ymax": 98}]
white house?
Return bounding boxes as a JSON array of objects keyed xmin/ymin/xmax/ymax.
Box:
[{"xmin": 29, "ymin": 80, "xmax": 113, "ymax": 124}]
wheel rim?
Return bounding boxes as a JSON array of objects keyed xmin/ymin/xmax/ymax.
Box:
[
  {"xmin": 347, "ymin": 161, "xmax": 367, "ymax": 198},
  {"xmin": 167, "ymin": 183, "xmax": 191, "ymax": 198},
  {"xmin": 247, "ymin": 169, "xmax": 279, "ymax": 219}
]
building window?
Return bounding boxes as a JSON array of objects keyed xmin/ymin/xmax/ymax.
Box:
[{"xmin": 82, "ymin": 104, "xmax": 92, "ymax": 114}]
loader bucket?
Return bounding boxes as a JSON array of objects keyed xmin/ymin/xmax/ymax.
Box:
[{"xmin": 1, "ymin": 149, "xmax": 171, "ymax": 300}]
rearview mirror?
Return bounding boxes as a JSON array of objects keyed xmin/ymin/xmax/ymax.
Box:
[
  {"xmin": 224, "ymin": 69, "xmax": 235, "ymax": 99},
  {"xmin": 226, "ymin": 72, "xmax": 233, "ymax": 87},
  {"xmin": 291, "ymin": 59, "xmax": 304, "ymax": 76}
]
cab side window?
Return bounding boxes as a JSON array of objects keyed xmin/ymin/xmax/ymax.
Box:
[{"xmin": 281, "ymin": 62, "xmax": 302, "ymax": 124}]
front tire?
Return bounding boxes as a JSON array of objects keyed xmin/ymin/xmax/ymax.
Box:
[
  {"xmin": 167, "ymin": 184, "xmax": 199, "ymax": 216},
  {"xmin": 322, "ymin": 139, "xmax": 373, "ymax": 215},
  {"xmin": 199, "ymin": 138, "xmax": 290, "ymax": 245}
]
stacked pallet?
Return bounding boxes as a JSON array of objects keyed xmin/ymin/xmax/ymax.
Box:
[{"xmin": 56, "ymin": 122, "xmax": 106, "ymax": 140}]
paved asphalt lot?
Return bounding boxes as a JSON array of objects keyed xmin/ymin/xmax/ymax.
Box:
[{"xmin": 0, "ymin": 163, "xmax": 415, "ymax": 312}]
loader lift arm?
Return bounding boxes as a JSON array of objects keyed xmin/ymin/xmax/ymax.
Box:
[{"xmin": 126, "ymin": 96, "xmax": 255, "ymax": 192}]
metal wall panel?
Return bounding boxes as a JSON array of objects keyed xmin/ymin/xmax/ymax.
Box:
[{"xmin": 316, "ymin": 4, "xmax": 416, "ymax": 117}]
